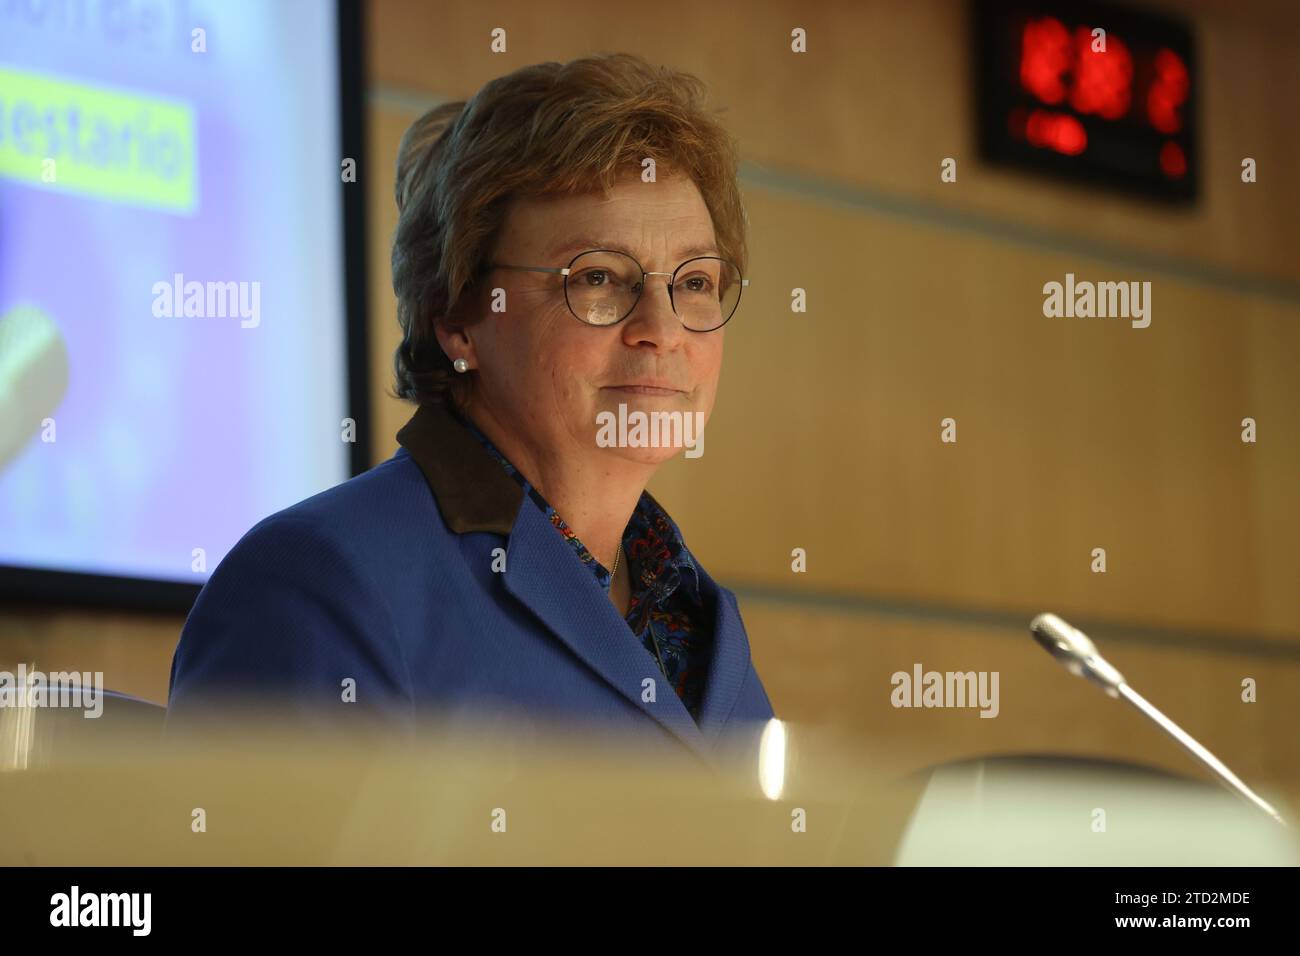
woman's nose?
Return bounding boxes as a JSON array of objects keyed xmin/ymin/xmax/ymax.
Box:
[{"xmin": 622, "ymin": 278, "xmax": 685, "ymax": 346}]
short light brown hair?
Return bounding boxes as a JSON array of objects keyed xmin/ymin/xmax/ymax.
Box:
[{"xmin": 390, "ymin": 53, "xmax": 748, "ymax": 407}]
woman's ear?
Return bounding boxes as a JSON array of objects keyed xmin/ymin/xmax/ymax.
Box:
[{"xmin": 432, "ymin": 316, "xmax": 478, "ymax": 371}]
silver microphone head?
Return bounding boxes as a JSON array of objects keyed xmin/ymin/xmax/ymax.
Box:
[{"xmin": 1030, "ymin": 613, "xmax": 1127, "ymax": 697}]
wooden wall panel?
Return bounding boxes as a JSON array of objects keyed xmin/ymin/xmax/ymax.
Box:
[
  {"xmin": 646, "ymin": 186, "xmax": 1299, "ymax": 641},
  {"xmin": 367, "ymin": 0, "xmax": 1300, "ymax": 283}
]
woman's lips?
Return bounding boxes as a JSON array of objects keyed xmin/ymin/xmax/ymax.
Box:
[{"xmin": 605, "ymin": 385, "xmax": 685, "ymax": 396}]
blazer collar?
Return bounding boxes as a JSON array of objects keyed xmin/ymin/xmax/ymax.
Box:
[{"xmin": 395, "ymin": 401, "xmax": 522, "ymax": 536}]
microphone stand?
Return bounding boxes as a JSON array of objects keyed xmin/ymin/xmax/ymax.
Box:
[{"xmin": 1030, "ymin": 613, "xmax": 1287, "ymax": 828}]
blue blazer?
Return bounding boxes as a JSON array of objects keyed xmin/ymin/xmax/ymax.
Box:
[{"xmin": 167, "ymin": 401, "xmax": 776, "ymax": 765}]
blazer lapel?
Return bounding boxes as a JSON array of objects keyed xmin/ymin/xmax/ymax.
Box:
[
  {"xmin": 397, "ymin": 401, "xmax": 730, "ymax": 765},
  {"xmin": 692, "ymin": 561, "xmax": 754, "ymax": 744},
  {"xmin": 501, "ymin": 501, "xmax": 713, "ymax": 763}
]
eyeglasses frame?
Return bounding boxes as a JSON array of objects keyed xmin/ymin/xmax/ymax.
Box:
[{"xmin": 488, "ymin": 248, "xmax": 750, "ymax": 332}]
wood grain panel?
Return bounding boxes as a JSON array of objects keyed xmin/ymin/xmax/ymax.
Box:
[{"xmin": 367, "ymin": 0, "xmax": 1300, "ymax": 283}]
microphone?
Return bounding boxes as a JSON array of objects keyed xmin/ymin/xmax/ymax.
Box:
[{"xmin": 1030, "ymin": 612, "xmax": 1287, "ymax": 828}]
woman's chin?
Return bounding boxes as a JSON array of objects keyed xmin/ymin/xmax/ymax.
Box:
[{"xmin": 599, "ymin": 443, "xmax": 684, "ymax": 467}]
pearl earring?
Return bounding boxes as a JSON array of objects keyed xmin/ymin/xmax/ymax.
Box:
[{"xmin": 453, "ymin": 358, "xmax": 469, "ymax": 373}]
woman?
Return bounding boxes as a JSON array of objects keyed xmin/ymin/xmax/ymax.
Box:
[{"xmin": 167, "ymin": 54, "xmax": 775, "ymax": 764}]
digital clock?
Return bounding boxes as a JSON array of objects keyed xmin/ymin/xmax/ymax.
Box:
[{"xmin": 975, "ymin": 0, "xmax": 1197, "ymax": 202}]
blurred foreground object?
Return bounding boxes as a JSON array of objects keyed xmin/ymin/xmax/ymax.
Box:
[
  {"xmin": 897, "ymin": 755, "xmax": 1295, "ymax": 866},
  {"xmin": 0, "ymin": 705, "xmax": 1295, "ymax": 865},
  {"xmin": 0, "ymin": 713, "xmax": 920, "ymax": 865}
]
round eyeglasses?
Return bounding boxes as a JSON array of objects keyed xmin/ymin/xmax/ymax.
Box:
[{"xmin": 490, "ymin": 249, "xmax": 748, "ymax": 332}]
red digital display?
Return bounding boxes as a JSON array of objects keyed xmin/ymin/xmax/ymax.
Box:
[{"xmin": 976, "ymin": 1, "xmax": 1197, "ymax": 202}]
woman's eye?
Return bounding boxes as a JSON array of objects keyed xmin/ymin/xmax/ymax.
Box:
[
  {"xmin": 680, "ymin": 275, "xmax": 712, "ymax": 294},
  {"xmin": 582, "ymin": 271, "xmax": 608, "ymax": 287}
]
